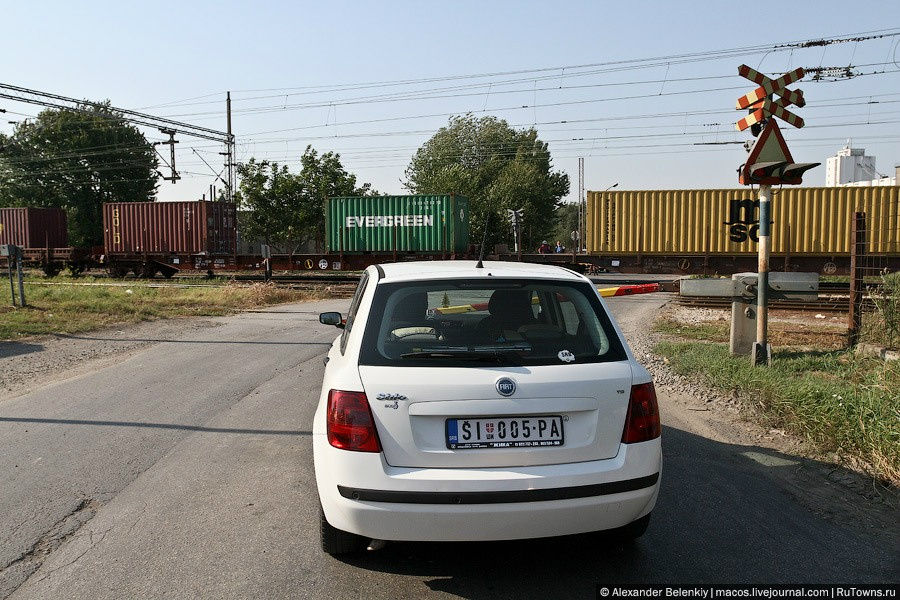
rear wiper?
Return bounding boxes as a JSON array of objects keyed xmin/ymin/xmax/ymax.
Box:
[
  {"xmin": 400, "ymin": 346, "xmax": 530, "ymax": 362},
  {"xmin": 469, "ymin": 344, "xmax": 532, "ymax": 353},
  {"xmin": 400, "ymin": 350, "xmax": 505, "ymax": 362}
]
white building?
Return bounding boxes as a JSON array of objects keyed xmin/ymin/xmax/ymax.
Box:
[{"xmin": 825, "ymin": 143, "xmax": 897, "ymax": 186}]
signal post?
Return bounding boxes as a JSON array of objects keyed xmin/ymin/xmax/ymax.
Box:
[{"xmin": 734, "ymin": 65, "xmax": 819, "ymax": 366}]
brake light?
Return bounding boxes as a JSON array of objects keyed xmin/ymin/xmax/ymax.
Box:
[
  {"xmin": 622, "ymin": 382, "xmax": 661, "ymax": 443},
  {"xmin": 326, "ymin": 390, "xmax": 382, "ymax": 452}
]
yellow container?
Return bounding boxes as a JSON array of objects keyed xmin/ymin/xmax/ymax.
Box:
[{"xmin": 586, "ymin": 186, "xmax": 900, "ymax": 256}]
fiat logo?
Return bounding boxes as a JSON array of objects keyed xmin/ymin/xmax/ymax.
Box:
[{"xmin": 496, "ymin": 377, "xmax": 516, "ymax": 397}]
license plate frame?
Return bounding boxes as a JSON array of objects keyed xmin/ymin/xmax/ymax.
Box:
[{"xmin": 446, "ymin": 415, "xmax": 564, "ymax": 449}]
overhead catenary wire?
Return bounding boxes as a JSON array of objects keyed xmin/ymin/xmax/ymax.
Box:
[
  {"xmin": 4, "ymin": 28, "xmax": 899, "ymax": 196},
  {"xmin": 145, "ymin": 27, "xmax": 900, "ymax": 109}
]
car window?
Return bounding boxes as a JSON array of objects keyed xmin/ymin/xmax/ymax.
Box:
[
  {"xmin": 359, "ymin": 278, "xmax": 626, "ymax": 367},
  {"xmin": 340, "ymin": 271, "xmax": 369, "ymax": 354}
]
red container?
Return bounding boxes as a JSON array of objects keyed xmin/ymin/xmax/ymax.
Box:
[
  {"xmin": 103, "ymin": 201, "xmax": 236, "ymax": 255},
  {"xmin": 0, "ymin": 207, "xmax": 68, "ymax": 248}
]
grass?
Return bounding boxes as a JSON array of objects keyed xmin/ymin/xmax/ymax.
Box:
[
  {"xmin": 655, "ymin": 330, "xmax": 900, "ymax": 483},
  {"xmin": 653, "ymin": 313, "xmax": 847, "ymax": 349},
  {"xmin": 0, "ymin": 277, "xmax": 335, "ymax": 340},
  {"xmin": 653, "ymin": 317, "xmax": 729, "ymax": 342}
]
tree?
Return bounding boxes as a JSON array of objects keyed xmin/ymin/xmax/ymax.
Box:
[
  {"xmin": 404, "ymin": 115, "xmax": 569, "ymax": 251},
  {"xmin": 553, "ymin": 202, "xmax": 580, "ymax": 249},
  {"xmin": 235, "ymin": 146, "xmax": 374, "ymax": 253},
  {"xmin": 299, "ymin": 146, "xmax": 375, "ymax": 251},
  {"xmin": 0, "ymin": 103, "xmax": 158, "ymax": 246}
]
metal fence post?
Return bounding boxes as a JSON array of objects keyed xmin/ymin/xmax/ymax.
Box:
[
  {"xmin": 752, "ymin": 184, "xmax": 772, "ymax": 366},
  {"xmin": 847, "ymin": 211, "xmax": 866, "ymax": 347},
  {"xmin": 16, "ymin": 251, "xmax": 26, "ymax": 307},
  {"xmin": 7, "ymin": 257, "xmax": 15, "ymax": 307}
]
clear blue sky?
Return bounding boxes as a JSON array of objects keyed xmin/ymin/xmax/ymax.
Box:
[{"xmin": 2, "ymin": 0, "xmax": 899, "ymax": 202}]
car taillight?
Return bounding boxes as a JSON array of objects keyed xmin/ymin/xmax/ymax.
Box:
[
  {"xmin": 622, "ymin": 382, "xmax": 661, "ymax": 444},
  {"xmin": 326, "ymin": 390, "xmax": 381, "ymax": 452}
]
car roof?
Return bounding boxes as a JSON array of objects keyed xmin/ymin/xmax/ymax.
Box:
[{"xmin": 373, "ymin": 260, "xmax": 585, "ymax": 283}]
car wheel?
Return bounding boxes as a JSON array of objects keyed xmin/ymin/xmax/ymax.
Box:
[
  {"xmin": 611, "ymin": 513, "xmax": 651, "ymax": 541},
  {"xmin": 320, "ymin": 508, "xmax": 367, "ymax": 555}
]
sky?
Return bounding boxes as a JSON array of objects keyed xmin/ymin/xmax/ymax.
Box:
[{"xmin": 1, "ymin": 0, "xmax": 899, "ymax": 203}]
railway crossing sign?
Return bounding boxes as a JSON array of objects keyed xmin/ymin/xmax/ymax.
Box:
[
  {"xmin": 733, "ymin": 64, "xmax": 821, "ymax": 368},
  {"xmin": 735, "ymin": 65, "xmax": 806, "ymax": 131},
  {"xmin": 738, "ymin": 120, "xmax": 817, "ymax": 185},
  {"xmin": 735, "ymin": 64, "xmax": 819, "ymax": 186}
]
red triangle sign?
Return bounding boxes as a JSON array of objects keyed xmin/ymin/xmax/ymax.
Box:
[{"xmin": 739, "ymin": 120, "xmax": 796, "ymax": 185}]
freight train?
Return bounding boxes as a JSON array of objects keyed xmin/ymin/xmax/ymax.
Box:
[
  {"xmin": 584, "ymin": 186, "xmax": 900, "ymax": 274},
  {"xmin": 2, "ymin": 187, "xmax": 898, "ymax": 277}
]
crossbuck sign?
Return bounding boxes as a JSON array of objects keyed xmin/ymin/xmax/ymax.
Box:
[{"xmin": 735, "ymin": 65, "xmax": 806, "ymax": 131}]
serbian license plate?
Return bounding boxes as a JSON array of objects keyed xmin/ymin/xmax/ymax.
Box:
[{"xmin": 446, "ymin": 416, "xmax": 564, "ymax": 449}]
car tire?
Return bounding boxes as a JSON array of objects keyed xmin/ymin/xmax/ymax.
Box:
[
  {"xmin": 610, "ymin": 513, "xmax": 651, "ymax": 541},
  {"xmin": 320, "ymin": 508, "xmax": 367, "ymax": 555}
]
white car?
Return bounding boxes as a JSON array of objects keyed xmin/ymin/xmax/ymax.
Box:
[{"xmin": 314, "ymin": 260, "xmax": 661, "ymax": 554}]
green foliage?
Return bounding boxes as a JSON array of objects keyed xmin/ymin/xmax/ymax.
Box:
[
  {"xmin": 235, "ymin": 146, "xmax": 374, "ymax": 253},
  {"xmin": 552, "ymin": 202, "xmax": 579, "ymax": 249},
  {"xmin": 404, "ymin": 115, "xmax": 569, "ymax": 251},
  {"xmin": 299, "ymin": 146, "xmax": 375, "ymax": 250},
  {"xmin": 655, "ymin": 340, "xmax": 899, "ymax": 482},
  {"xmin": 869, "ymin": 271, "xmax": 900, "ymax": 349},
  {"xmin": 652, "ymin": 317, "xmax": 729, "ymax": 342},
  {"xmin": 0, "ymin": 103, "xmax": 158, "ymax": 246}
]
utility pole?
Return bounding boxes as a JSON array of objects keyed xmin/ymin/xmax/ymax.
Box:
[
  {"xmin": 577, "ymin": 157, "xmax": 584, "ymax": 250},
  {"xmin": 226, "ymin": 91, "xmax": 234, "ymax": 203},
  {"xmin": 157, "ymin": 129, "xmax": 180, "ymax": 183}
]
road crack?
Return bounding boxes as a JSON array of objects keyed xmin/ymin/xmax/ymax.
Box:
[{"xmin": 0, "ymin": 497, "xmax": 101, "ymax": 599}]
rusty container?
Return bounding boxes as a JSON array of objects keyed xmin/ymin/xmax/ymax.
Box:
[
  {"xmin": 0, "ymin": 207, "xmax": 68, "ymax": 248},
  {"xmin": 586, "ymin": 186, "xmax": 900, "ymax": 256},
  {"xmin": 103, "ymin": 201, "xmax": 236, "ymax": 255}
]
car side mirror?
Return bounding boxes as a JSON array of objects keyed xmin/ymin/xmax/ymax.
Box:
[{"xmin": 319, "ymin": 312, "xmax": 345, "ymax": 329}]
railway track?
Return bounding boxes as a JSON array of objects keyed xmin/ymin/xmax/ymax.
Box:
[
  {"xmin": 673, "ymin": 296, "xmax": 850, "ymax": 313},
  {"xmin": 24, "ymin": 277, "xmax": 358, "ymax": 292}
]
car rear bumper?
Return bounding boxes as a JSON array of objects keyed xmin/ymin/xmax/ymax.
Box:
[{"xmin": 314, "ymin": 437, "xmax": 661, "ymax": 542}]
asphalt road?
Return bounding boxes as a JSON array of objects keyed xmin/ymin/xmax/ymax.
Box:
[{"xmin": 0, "ymin": 296, "xmax": 896, "ymax": 599}]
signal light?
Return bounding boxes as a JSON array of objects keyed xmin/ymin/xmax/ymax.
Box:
[
  {"xmin": 327, "ymin": 390, "xmax": 382, "ymax": 452},
  {"xmin": 622, "ymin": 382, "xmax": 661, "ymax": 444}
]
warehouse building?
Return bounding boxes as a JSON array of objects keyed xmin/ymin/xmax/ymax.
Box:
[{"xmin": 825, "ymin": 142, "xmax": 897, "ymax": 187}]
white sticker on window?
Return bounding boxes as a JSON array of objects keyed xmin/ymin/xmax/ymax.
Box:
[{"xmin": 558, "ymin": 350, "xmax": 575, "ymax": 363}]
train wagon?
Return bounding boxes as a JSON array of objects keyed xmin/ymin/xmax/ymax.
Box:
[
  {"xmin": 0, "ymin": 207, "xmax": 77, "ymax": 275},
  {"xmin": 326, "ymin": 194, "xmax": 469, "ymax": 255},
  {"xmin": 102, "ymin": 200, "xmax": 237, "ymax": 277},
  {"xmin": 585, "ymin": 186, "xmax": 900, "ymax": 274}
]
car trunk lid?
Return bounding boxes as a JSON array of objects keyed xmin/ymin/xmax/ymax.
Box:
[{"xmin": 358, "ymin": 362, "xmax": 632, "ymax": 468}]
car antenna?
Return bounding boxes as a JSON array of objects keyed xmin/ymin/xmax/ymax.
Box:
[{"xmin": 475, "ymin": 210, "xmax": 491, "ymax": 269}]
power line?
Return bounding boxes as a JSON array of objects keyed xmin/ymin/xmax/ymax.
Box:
[
  {"xmin": 0, "ymin": 84, "xmax": 229, "ymax": 141},
  {"xmin": 150, "ymin": 27, "xmax": 900, "ymax": 107}
]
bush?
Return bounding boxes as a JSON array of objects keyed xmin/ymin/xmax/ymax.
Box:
[{"xmin": 870, "ymin": 271, "xmax": 900, "ymax": 349}]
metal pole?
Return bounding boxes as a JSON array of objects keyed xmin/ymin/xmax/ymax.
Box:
[
  {"xmin": 516, "ymin": 223, "xmax": 522, "ymax": 262},
  {"xmin": 577, "ymin": 157, "xmax": 584, "ymax": 249},
  {"xmin": 15, "ymin": 249, "xmax": 26, "ymax": 307},
  {"xmin": 752, "ymin": 184, "xmax": 772, "ymax": 366},
  {"xmin": 7, "ymin": 256, "xmax": 15, "ymax": 307},
  {"xmin": 847, "ymin": 211, "xmax": 866, "ymax": 347},
  {"xmin": 226, "ymin": 91, "xmax": 233, "ymax": 203}
]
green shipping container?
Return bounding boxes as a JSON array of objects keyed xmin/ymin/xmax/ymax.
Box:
[{"xmin": 326, "ymin": 194, "xmax": 469, "ymax": 253}]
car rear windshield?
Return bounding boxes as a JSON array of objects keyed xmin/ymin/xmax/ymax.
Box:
[{"xmin": 359, "ymin": 278, "xmax": 627, "ymax": 367}]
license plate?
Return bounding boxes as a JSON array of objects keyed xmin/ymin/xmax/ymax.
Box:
[{"xmin": 446, "ymin": 416, "xmax": 564, "ymax": 449}]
